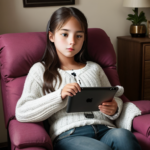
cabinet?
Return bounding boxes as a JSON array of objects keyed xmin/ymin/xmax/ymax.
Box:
[{"xmin": 117, "ymin": 36, "xmax": 150, "ymax": 101}]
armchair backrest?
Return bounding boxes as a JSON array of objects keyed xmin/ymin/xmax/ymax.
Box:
[{"xmin": 0, "ymin": 28, "xmax": 128, "ymax": 128}]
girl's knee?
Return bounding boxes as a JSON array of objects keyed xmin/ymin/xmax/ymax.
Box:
[
  {"xmin": 107, "ymin": 128, "xmax": 141, "ymax": 150},
  {"xmin": 111, "ymin": 128, "xmax": 135, "ymax": 141}
]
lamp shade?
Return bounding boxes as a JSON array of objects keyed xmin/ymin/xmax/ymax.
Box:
[{"xmin": 123, "ymin": 0, "xmax": 150, "ymax": 8}]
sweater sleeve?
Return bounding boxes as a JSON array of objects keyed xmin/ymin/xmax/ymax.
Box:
[
  {"xmin": 15, "ymin": 64, "xmax": 67, "ymax": 123},
  {"xmin": 98, "ymin": 64, "xmax": 123, "ymax": 120}
]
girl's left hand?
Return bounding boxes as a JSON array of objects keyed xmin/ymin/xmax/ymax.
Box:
[{"xmin": 98, "ymin": 99, "xmax": 118, "ymax": 116}]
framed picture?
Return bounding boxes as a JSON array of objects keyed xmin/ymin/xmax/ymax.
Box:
[
  {"xmin": 147, "ymin": 20, "xmax": 150, "ymax": 38},
  {"xmin": 23, "ymin": 0, "xmax": 75, "ymax": 7}
]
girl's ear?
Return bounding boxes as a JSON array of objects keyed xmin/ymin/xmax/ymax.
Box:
[{"xmin": 49, "ymin": 31, "xmax": 54, "ymax": 42}]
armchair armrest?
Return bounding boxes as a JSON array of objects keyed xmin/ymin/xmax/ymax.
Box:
[
  {"xmin": 9, "ymin": 120, "xmax": 53, "ymax": 150},
  {"xmin": 133, "ymin": 114, "xmax": 150, "ymax": 139},
  {"xmin": 132, "ymin": 101, "xmax": 150, "ymax": 115}
]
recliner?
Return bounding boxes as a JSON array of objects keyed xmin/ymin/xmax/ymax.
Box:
[{"xmin": 0, "ymin": 28, "xmax": 150, "ymax": 150}]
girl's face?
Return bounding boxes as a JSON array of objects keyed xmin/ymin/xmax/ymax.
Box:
[{"xmin": 49, "ymin": 17, "xmax": 85, "ymax": 62}]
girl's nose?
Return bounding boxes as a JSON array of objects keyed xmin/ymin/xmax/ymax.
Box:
[{"xmin": 69, "ymin": 35, "xmax": 75, "ymax": 45}]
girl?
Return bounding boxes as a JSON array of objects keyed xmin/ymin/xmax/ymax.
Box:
[{"xmin": 16, "ymin": 7, "xmax": 141, "ymax": 150}]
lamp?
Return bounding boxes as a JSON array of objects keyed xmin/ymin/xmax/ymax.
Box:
[{"xmin": 123, "ymin": 0, "xmax": 150, "ymax": 37}]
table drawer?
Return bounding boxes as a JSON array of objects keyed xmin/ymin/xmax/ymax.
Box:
[
  {"xmin": 144, "ymin": 61, "xmax": 150, "ymax": 79},
  {"xmin": 144, "ymin": 45, "xmax": 150, "ymax": 60},
  {"xmin": 143, "ymin": 79, "xmax": 150, "ymax": 99}
]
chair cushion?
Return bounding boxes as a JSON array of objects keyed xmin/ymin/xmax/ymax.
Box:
[
  {"xmin": 9, "ymin": 120, "xmax": 52, "ymax": 150},
  {"xmin": 88, "ymin": 28, "xmax": 116, "ymax": 68},
  {"xmin": 0, "ymin": 32, "xmax": 46, "ymax": 79},
  {"xmin": 133, "ymin": 132, "xmax": 150, "ymax": 150},
  {"xmin": 1, "ymin": 76, "xmax": 26, "ymax": 127},
  {"xmin": 133, "ymin": 114, "xmax": 150, "ymax": 139},
  {"xmin": 132, "ymin": 101, "xmax": 150, "ymax": 138}
]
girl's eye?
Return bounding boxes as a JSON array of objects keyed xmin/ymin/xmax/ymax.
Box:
[
  {"xmin": 62, "ymin": 33, "xmax": 68, "ymax": 37},
  {"xmin": 77, "ymin": 35, "xmax": 82, "ymax": 38}
]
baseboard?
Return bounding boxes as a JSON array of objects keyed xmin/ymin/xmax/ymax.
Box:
[{"xmin": 0, "ymin": 142, "xmax": 8, "ymax": 148}]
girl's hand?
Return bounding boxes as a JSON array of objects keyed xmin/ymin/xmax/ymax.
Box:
[
  {"xmin": 61, "ymin": 83, "xmax": 81, "ymax": 100},
  {"xmin": 98, "ymin": 99, "xmax": 118, "ymax": 116}
]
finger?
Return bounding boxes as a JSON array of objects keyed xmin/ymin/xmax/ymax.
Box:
[
  {"xmin": 73, "ymin": 83, "xmax": 81, "ymax": 92},
  {"xmin": 100, "ymin": 105, "xmax": 112, "ymax": 109},
  {"xmin": 99, "ymin": 105, "xmax": 115, "ymax": 113},
  {"xmin": 68, "ymin": 83, "xmax": 81, "ymax": 93},
  {"xmin": 100, "ymin": 108, "xmax": 110, "ymax": 114},
  {"xmin": 67, "ymin": 88, "xmax": 77, "ymax": 95},
  {"xmin": 99, "ymin": 105, "xmax": 112, "ymax": 110},
  {"xmin": 71, "ymin": 83, "xmax": 81, "ymax": 93},
  {"xmin": 67, "ymin": 84, "xmax": 78, "ymax": 94},
  {"xmin": 68, "ymin": 84, "xmax": 78, "ymax": 93},
  {"xmin": 112, "ymin": 99, "xmax": 116, "ymax": 102},
  {"xmin": 102, "ymin": 98, "xmax": 117, "ymax": 106},
  {"xmin": 100, "ymin": 105, "xmax": 116, "ymax": 112},
  {"xmin": 66, "ymin": 92, "xmax": 74, "ymax": 97},
  {"xmin": 102, "ymin": 102, "xmax": 113, "ymax": 106},
  {"xmin": 100, "ymin": 109, "xmax": 114, "ymax": 115}
]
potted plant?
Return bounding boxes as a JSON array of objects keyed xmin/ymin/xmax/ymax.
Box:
[{"xmin": 127, "ymin": 9, "xmax": 147, "ymax": 37}]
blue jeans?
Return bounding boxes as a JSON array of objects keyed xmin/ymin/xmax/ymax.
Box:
[{"xmin": 53, "ymin": 125, "xmax": 141, "ymax": 150}]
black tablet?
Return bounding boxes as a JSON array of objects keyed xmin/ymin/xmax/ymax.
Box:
[{"xmin": 66, "ymin": 87, "xmax": 118, "ymax": 113}]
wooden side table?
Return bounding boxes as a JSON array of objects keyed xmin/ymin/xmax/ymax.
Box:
[{"xmin": 117, "ymin": 36, "xmax": 150, "ymax": 101}]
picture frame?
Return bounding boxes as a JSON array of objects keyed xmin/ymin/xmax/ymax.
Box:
[
  {"xmin": 23, "ymin": 0, "xmax": 75, "ymax": 7},
  {"xmin": 147, "ymin": 20, "xmax": 150, "ymax": 38}
]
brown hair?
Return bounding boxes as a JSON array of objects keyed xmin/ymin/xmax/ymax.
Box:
[{"xmin": 41, "ymin": 7, "xmax": 90, "ymax": 95}]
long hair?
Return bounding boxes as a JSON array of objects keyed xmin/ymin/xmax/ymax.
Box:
[{"xmin": 41, "ymin": 7, "xmax": 90, "ymax": 95}]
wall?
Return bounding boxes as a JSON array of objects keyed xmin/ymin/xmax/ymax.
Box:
[{"xmin": 0, "ymin": 0, "xmax": 150, "ymax": 143}]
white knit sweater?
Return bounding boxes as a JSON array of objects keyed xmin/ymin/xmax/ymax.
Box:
[{"xmin": 15, "ymin": 61, "xmax": 140, "ymax": 141}]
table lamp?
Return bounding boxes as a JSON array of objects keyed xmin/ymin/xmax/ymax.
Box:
[{"xmin": 123, "ymin": 0, "xmax": 150, "ymax": 37}]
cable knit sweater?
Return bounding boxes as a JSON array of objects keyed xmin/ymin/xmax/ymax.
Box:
[{"xmin": 15, "ymin": 61, "xmax": 125, "ymax": 141}]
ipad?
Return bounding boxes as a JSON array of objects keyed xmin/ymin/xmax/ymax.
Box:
[{"xmin": 66, "ymin": 87, "xmax": 118, "ymax": 113}]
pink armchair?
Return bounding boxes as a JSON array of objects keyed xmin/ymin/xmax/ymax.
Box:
[{"xmin": 0, "ymin": 28, "xmax": 150, "ymax": 150}]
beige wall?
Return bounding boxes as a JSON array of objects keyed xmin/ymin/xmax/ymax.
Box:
[{"xmin": 0, "ymin": 0, "xmax": 150, "ymax": 143}]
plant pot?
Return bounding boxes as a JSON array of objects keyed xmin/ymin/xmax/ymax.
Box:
[{"xmin": 130, "ymin": 24, "xmax": 146, "ymax": 37}]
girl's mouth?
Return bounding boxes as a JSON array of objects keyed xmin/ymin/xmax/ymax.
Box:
[{"xmin": 67, "ymin": 48, "xmax": 74, "ymax": 51}]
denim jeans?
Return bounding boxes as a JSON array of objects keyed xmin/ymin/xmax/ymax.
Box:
[{"xmin": 53, "ymin": 125, "xmax": 141, "ymax": 150}]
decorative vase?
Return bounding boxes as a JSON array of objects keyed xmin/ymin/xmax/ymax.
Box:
[{"xmin": 130, "ymin": 24, "xmax": 146, "ymax": 37}]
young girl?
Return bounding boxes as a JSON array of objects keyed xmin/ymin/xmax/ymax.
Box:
[{"xmin": 16, "ymin": 7, "xmax": 141, "ymax": 150}]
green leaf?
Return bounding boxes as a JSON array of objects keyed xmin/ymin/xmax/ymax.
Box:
[
  {"xmin": 127, "ymin": 18, "xmax": 134, "ymax": 21},
  {"xmin": 128, "ymin": 14, "xmax": 135, "ymax": 18},
  {"xmin": 128, "ymin": 15, "xmax": 135, "ymax": 20},
  {"xmin": 127, "ymin": 10, "xmax": 147, "ymax": 24},
  {"xmin": 133, "ymin": 9, "xmax": 138, "ymax": 16},
  {"xmin": 139, "ymin": 11, "xmax": 145, "ymax": 18}
]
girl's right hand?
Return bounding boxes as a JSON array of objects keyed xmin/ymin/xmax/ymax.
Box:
[{"xmin": 61, "ymin": 83, "xmax": 81, "ymax": 100}]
